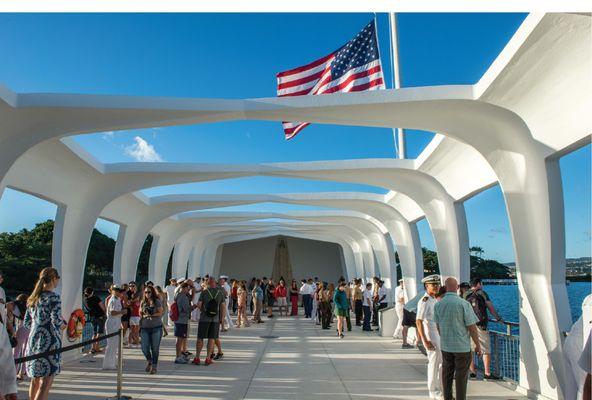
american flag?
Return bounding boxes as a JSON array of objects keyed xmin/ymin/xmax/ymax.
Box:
[{"xmin": 276, "ymin": 20, "xmax": 385, "ymax": 140}]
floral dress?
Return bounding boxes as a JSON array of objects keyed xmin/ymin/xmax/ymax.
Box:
[{"xmin": 24, "ymin": 291, "xmax": 63, "ymax": 377}]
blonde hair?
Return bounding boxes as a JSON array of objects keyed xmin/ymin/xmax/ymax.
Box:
[{"xmin": 27, "ymin": 267, "xmax": 60, "ymax": 308}]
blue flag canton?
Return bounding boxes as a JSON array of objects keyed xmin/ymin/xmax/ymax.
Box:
[{"xmin": 330, "ymin": 20, "xmax": 380, "ymax": 81}]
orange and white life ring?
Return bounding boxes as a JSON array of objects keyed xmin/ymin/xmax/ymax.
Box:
[{"xmin": 67, "ymin": 309, "xmax": 86, "ymax": 342}]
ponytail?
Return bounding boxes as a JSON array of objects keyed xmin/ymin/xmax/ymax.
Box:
[{"xmin": 27, "ymin": 267, "xmax": 60, "ymax": 308}]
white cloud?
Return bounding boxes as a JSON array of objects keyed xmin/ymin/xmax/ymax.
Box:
[
  {"xmin": 101, "ymin": 131, "xmax": 115, "ymax": 140},
  {"xmin": 124, "ymin": 136, "xmax": 163, "ymax": 162}
]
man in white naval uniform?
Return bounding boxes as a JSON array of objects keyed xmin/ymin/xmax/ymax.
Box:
[
  {"xmin": 393, "ymin": 279, "xmax": 406, "ymax": 339},
  {"xmin": 416, "ymin": 274, "xmax": 443, "ymax": 400},
  {"xmin": 220, "ymin": 275, "xmax": 232, "ymax": 331}
]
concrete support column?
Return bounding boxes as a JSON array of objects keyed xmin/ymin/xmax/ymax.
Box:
[
  {"xmin": 190, "ymin": 241, "xmax": 207, "ymax": 277},
  {"xmin": 113, "ymin": 224, "xmax": 153, "ymax": 285},
  {"xmin": 349, "ymin": 242, "xmax": 365, "ymax": 280},
  {"xmin": 151, "ymin": 235, "xmax": 175, "ymax": 286},
  {"xmin": 340, "ymin": 241, "xmax": 359, "ymax": 282},
  {"xmin": 359, "ymin": 239, "xmax": 375, "ymax": 281},
  {"xmin": 171, "ymin": 238, "xmax": 193, "ymax": 279},
  {"xmin": 52, "ymin": 203, "xmax": 98, "ymax": 317},
  {"xmin": 147, "ymin": 235, "xmax": 160, "ymax": 283},
  {"xmin": 367, "ymin": 232, "xmax": 394, "ymax": 296},
  {"xmin": 499, "ymin": 156, "xmax": 571, "ymax": 399},
  {"xmin": 112, "ymin": 224, "xmax": 126, "ymax": 284},
  {"xmin": 385, "ymin": 219, "xmax": 424, "ymax": 300},
  {"xmin": 201, "ymin": 243, "xmax": 218, "ymax": 276},
  {"xmin": 424, "ymin": 200, "xmax": 470, "ymax": 283}
]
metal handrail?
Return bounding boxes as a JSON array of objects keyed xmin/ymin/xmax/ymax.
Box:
[{"xmin": 488, "ymin": 319, "xmax": 518, "ymax": 336}]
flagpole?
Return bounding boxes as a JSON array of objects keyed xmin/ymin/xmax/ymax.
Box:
[{"xmin": 389, "ymin": 13, "xmax": 406, "ymax": 160}]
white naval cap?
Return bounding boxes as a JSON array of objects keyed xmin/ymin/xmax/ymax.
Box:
[{"xmin": 421, "ymin": 274, "xmax": 441, "ymax": 284}]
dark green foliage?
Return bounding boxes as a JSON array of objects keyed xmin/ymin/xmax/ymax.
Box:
[
  {"xmin": 422, "ymin": 247, "xmax": 440, "ymax": 275},
  {"xmin": 419, "ymin": 246, "xmax": 510, "ymax": 279},
  {"xmin": 0, "ymin": 220, "xmax": 53, "ymax": 296},
  {"xmin": 135, "ymin": 235, "xmax": 153, "ymax": 284},
  {"xmin": 0, "ymin": 220, "xmax": 152, "ymax": 298},
  {"xmin": 470, "ymin": 257, "xmax": 511, "ymax": 279}
]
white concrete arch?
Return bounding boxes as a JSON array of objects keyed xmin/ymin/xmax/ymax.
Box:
[
  {"xmin": 180, "ymin": 225, "xmax": 360, "ymax": 279},
  {"xmin": 194, "ymin": 228, "xmax": 360, "ymax": 281},
  {"xmin": 257, "ymin": 192, "xmax": 423, "ymax": 298},
  {"xmin": 257, "ymin": 162, "xmax": 469, "ymax": 284},
  {"xmin": 153, "ymin": 192, "xmax": 423, "ymax": 298},
  {"xmin": 148, "ymin": 216, "xmax": 377, "ymax": 286}
]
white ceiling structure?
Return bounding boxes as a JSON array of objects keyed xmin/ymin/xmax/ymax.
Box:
[{"xmin": 0, "ymin": 13, "xmax": 590, "ymax": 400}]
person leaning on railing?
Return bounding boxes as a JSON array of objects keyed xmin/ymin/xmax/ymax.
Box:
[
  {"xmin": 463, "ymin": 277, "xmax": 503, "ymax": 380},
  {"xmin": 23, "ymin": 267, "xmax": 66, "ymax": 400}
]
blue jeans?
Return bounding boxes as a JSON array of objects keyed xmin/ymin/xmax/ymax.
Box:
[
  {"xmin": 363, "ymin": 305, "xmax": 372, "ymax": 331},
  {"xmin": 302, "ymin": 294, "xmax": 312, "ymax": 318},
  {"xmin": 141, "ymin": 326, "xmax": 163, "ymax": 366}
]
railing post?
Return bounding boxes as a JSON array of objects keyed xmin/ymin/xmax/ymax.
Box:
[
  {"xmin": 107, "ymin": 329, "xmax": 131, "ymax": 400},
  {"xmin": 492, "ymin": 333, "xmax": 500, "ymax": 375}
]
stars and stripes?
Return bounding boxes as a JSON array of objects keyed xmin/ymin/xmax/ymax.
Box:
[{"xmin": 276, "ymin": 20, "xmax": 385, "ymax": 140}]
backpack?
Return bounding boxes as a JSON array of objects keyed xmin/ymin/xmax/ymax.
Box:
[
  {"xmin": 465, "ymin": 290, "xmax": 488, "ymax": 329},
  {"xmin": 204, "ymin": 289, "xmax": 219, "ymax": 318},
  {"xmin": 169, "ymin": 301, "xmax": 179, "ymax": 322}
]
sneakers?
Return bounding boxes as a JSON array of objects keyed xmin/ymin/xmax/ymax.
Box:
[
  {"xmin": 191, "ymin": 357, "xmax": 201, "ymax": 365},
  {"xmin": 484, "ymin": 373, "xmax": 502, "ymax": 381},
  {"xmin": 204, "ymin": 357, "xmax": 214, "ymax": 366},
  {"xmin": 182, "ymin": 351, "xmax": 192, "ymax": 357},
  {"xmin": 402, "ymin": 343, "xmax": 414, "ymax": 349},
  {"xmin": 174, "ymin": 356, "xmax": 188, "ymax": 364},
  {"xmin": 213, "ymin": 352, "xmax": 224, "ymax": 360},
  {"xmin": 469, "ymin": 372, "xmax": 477, "ymax": 379}
]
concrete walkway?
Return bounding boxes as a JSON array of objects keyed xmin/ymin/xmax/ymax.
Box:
[{"xmin": 17, "ymin": 316, "xmax": 527, "ymax": 400}]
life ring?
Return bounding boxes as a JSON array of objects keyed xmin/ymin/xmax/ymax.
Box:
[{"xmin": 67, "ymin": 309, "xmax": 86, "ymax": 342}]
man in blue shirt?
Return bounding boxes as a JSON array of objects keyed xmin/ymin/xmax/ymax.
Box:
[{"xmin": 434, "ymin": 277, "xmax": 482, "ymax": 400}]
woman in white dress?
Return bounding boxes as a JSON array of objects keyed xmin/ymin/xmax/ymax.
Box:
[
  {"xmin": 0, "ymin": 316, "xmax": 17, "ymax": 400},
  {"xmin": 102, "ymin": 285, "xmax": 127, "ymax": 370}
]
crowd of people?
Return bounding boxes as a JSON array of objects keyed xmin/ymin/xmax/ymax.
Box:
[{"xmin": 0, "ymin": 269, "xmax": 590, "ymax": 400}]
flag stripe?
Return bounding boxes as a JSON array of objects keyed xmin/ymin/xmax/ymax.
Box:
[
  {"xmin": 276, "ymin": 53, "xmax": 335, "ymax": 78},
  {"xmin": 276, "ymin": 20, "xmax": 384, "ymax": 140}
]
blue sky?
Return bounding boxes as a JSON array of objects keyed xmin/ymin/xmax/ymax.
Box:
[{"xmin": 0, "ymin": 13, "xmax": 589, "ymax": 262}]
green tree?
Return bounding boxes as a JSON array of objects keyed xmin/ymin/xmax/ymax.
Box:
[
  {"xmin": 469, "ymin": 246, "xmax": 484, "ymax": 258},
  {"xmin": 422, "ymin": 247, "xmax": 440, "ymax": 275}
]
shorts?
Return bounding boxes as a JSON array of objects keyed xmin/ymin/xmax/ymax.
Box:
[
  {"xmin": 471, "ymin": 326, "xmax": 491, "ymax": 354},
  {"xmin": 197, "ymin": 321, "xmax": 220, "ymax": 340},
  {"xmin": 334, "ymin": 308, "xmax": 348, "ymax": 317},
  {"xmin": 276, "ymin": 297, "xmax": 287, "ymax": 307},
  {"xmin": 174, "ymin": 322, "xmax": 188, "ymax": 338},
  {"xmin": 402, "ymin": 309, "xmax": 417, "ymax": 327},
  {"xmin": 121, "ymin": 310, "xmax": 130, "ymax": 323},
  {"xmin": 267, "ymin": 297, "xmax": 275, "ymax": 307},
  {"xmin": 90, "ymin": 317, "xmax": 105, "ymax": 335},
  {"xmin": 129, "ymin": 316, "xmax": 141, "ymax": 326}
]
